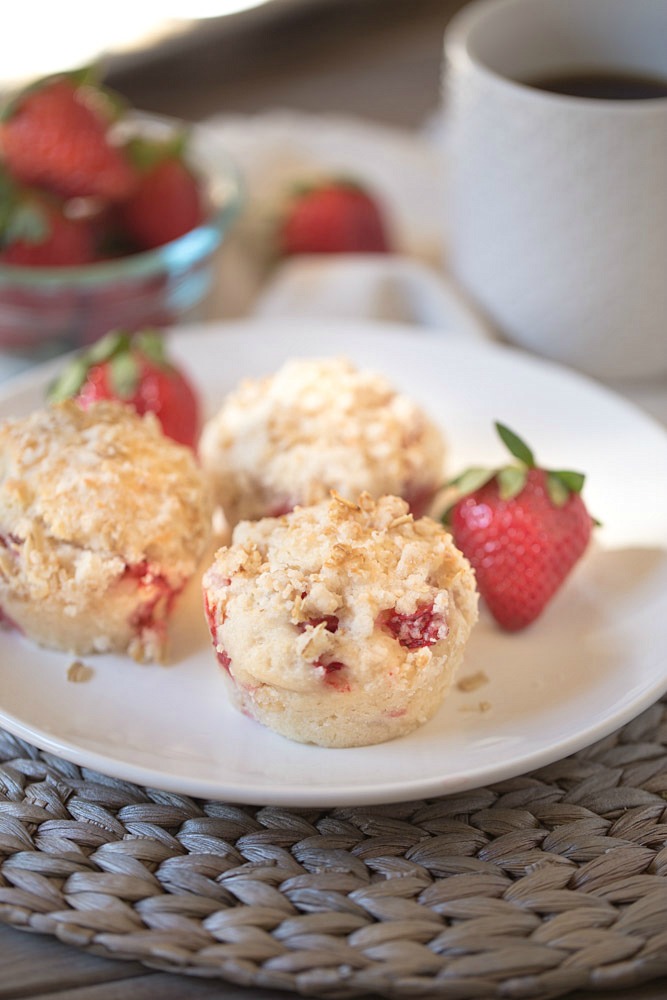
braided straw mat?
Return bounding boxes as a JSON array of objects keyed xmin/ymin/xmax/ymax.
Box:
[{"xmin": 1, "ymin": 697, "xmax": 667, "ymax": 1000}]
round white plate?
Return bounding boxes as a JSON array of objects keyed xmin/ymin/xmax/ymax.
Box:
[{"xmin": 0, "ymin": 319, "xmax": 666, "ymax": 807}]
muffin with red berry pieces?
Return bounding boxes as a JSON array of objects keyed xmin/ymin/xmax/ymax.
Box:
[
  {"xmin": 0, "ymin": 400, "xmax": 211, "ymax": 662},
  {"xmin": 202, "ymin": 491, "xmax": 478, "ymax": 747},
  {"xmin": 199, "ymin": 356, "xmax": 446, "ymax": 528}
]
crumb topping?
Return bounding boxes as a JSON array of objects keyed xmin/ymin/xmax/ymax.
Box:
[
  {"xmin": 202, "ymin": 489, "xmax": 478, "ymax": 746},
  {"xmin": 200, "ymin": 357, "xmax": 445, "ymax": 521},
  {"xmin": 0, "ymin": 400, "xmax": 212, "ymax": 602},
  {"xmin": 204, "ymin": 492, "xmax": 477, "ymax": 695},
  {"xmin": 457, "ymin": 670, "xmax": 489, "ymax": 692},
  {"xmin": 67, "ymin": 660, "xmax": 94, "ymax": 683}
]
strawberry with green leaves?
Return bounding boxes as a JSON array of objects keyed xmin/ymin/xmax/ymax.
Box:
[
  {"xmin": 0, "ymin": 69, "xmax": 136, "ymax": 202},
  {"xmin": 48, "ymin": 330, "xmax": 200, "ymax": 449},
  {"xmin": 279, "ymin": 179, "xmax": 391, "ymax": 256},
  {"xmin": 446, "ymin": 423, "xmax": 594, "ymax": 631},
  {"xmin": 118, "ymin": 134, "xmax": 205, "ymax": 251},
  {"xmin": 0, "ymin": 169, "xmax": 96, "ymax": 266}
]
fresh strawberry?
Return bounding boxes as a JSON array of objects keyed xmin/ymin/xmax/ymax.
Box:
[
  {"xmin": 279, "ymin": 179, "xmax": 391, "ymax": 255},
  {"xmin": 446, "ymin": 423, "xmax": 594, "ymax": 631},
  {"xmin": 47, "ymin": 329, "xmax": 200, "ymax": 449},
  {"xmin": 0, "ymin": 71, "xmax": 136, "ymax": 202},
  {"xmin": 118, "ymin": 135, "xmax": 205, "ymax": 250},
  {"xmin": 0, "ymin": 170, "xmax": 95, "ymax": 266}
]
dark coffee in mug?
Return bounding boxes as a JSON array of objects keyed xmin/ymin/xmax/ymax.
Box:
[
  {"xmin": 443, "ymin": 0, "xmax": 667, "ymax": 378},
  {"xmin": 524, "ymin": 69, "xmax": 667, "ymax": 100}
]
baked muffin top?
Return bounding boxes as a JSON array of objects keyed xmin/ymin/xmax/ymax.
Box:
[
  {"xmin": 204, "ymin": 491, "xmax": 477, "ymax": 694},
  {"xmin": 200, "ymin": 356, "xmax": 446, "ymax": 509},
  {"xmin": 0, "ymin": 400, "xmax": 211, "ymax": 571}
]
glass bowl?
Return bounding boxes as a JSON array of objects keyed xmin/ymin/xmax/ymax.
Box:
[{"xmin": 0, "ymin": 115, "xmax": 242, "ymax": 359}]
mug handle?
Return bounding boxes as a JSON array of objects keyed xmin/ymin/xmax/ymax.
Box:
[{"xmin": 253, "ymin": 255, "xmax": 495, "ymax": 342}]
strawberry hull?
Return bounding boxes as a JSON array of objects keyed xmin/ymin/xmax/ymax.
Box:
[
  {"xmin": 448, "ymin": 425, "xmax": 594, "ymax": 632},
  {"xmin": 62, "ymin": 329, "xmax": 201, "ymax": 450}
]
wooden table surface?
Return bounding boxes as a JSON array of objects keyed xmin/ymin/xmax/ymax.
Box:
[{"xmin": 2, "ymin": 2, "xmax": 666, "ymax": 997}]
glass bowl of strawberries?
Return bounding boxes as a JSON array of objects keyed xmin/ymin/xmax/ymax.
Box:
[{"xmin": 0, "ymin": 68, "xmax": 241, "ymax": 357}]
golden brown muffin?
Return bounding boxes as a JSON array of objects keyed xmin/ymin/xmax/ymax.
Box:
[
  {"xmin": 0, "ymin": 400, "xmax": 212, "ymax": 662},
  {"xmin": 203, "ymin": 492, "xmax": 478, "ymax": 746},
  {"xmin": 199, "ymin": 357, "xmax": 446, "ymax": 527}
]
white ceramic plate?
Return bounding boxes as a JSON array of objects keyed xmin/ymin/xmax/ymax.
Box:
[{"xmin": 0, "ymin": 319, "xmax": 666, "ymax": 807}]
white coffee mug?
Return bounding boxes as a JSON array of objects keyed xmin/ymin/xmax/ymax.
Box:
[{"xmin": 442, "ymin": 0, "xmax": 667, "ymax": 379}]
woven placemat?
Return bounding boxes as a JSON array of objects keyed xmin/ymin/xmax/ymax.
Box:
[{"xmin": 1, "ymin": 698, "xmax": 667, "ymax": 1000}]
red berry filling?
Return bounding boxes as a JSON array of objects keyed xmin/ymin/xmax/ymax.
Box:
[
  {"xmin": 0, "ymin": 532, "xmax": 23, "ymax": 548},
  {"xmin": 313, "ymin": 656, "xmax": 350, "ymax": 691},
  {"xmin": 0, "ymin": 603, "xmax": 21, "ymax": 634},
  {"xmin": 377, "ymin": 602, "xmax": 446, "ymax": 649},
  {"xmin": 202, "ymin": 587, "xmax": 233, "ymax": 674},
  {"xmin": 266, "ymin": 499, "xmax": 295, "ymax": 518},
  {"xmin": 125, "ymin": 562, "xmax": 178, "ymax": 643},
  {"xmin": 216, "ymin": 648, "xmax": 232, "ymax": 674},
  {"xmin": 314, "ymin": 657, "xmax": 345, "ymax": 674},
  {"xmin": 124, "ymin": 559, "xmax": 150, "ymax": 580},
  {"xmin": 203, "ymin": 590, "xmax": 217, "ymax": 633}
]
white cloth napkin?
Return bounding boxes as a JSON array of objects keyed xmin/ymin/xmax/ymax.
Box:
[
  {"xmin": 253, "ymin": 255, "xmax": 493, "ymax": 343},
  {"xmin": 200, "ymin": 109, "xmax": 493, "ymax": 343},
  {"xmin": 200, "ymin": 109, "xmax": 667, "ymax": 426}
]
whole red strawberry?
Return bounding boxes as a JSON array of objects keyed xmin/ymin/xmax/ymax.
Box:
[
  {"xmin": 0, "ymin": 71, "xmax": 136, "ymax": 202},
  {"xmin": 0, "ymin": 174, "xmax": 95, "ymax": 266},
  {"xmin": 279, "ymin": 180, "xmax": 391, "ymax": 255},
  {"xmin": 119, "ymin": 135, "xmax": 205, "ymax": 250},
  {"xmin": 47, "ymin": 330, "xmax": 200, "ymax": 449},
  {"xmin": 447, "ymin": 423, "xmax": 594, "ymax": 631}
]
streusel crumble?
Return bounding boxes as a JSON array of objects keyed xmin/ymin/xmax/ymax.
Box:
[
  {"xmin": 0, "ymin": 400, "xmax": 211, "ymax": 662},
  {"xmin": 199, "ymin": 357, "xmax": 446, "ymax": 527},
  {"xmin": 203, "ymin": 492, "xmax": 477, "ymax": 747}
]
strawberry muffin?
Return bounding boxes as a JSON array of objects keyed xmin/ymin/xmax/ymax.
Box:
[
  {"xmin": 202, "ymin": 492, "xmax": 478, "ymax": 747},
  {"xmin": 0, "ymin": 400, "xmax": 211, "ymax": 662},
  {"xmin": 199, "ymin": 357, "xmax": 446, "ymax": 527}
]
